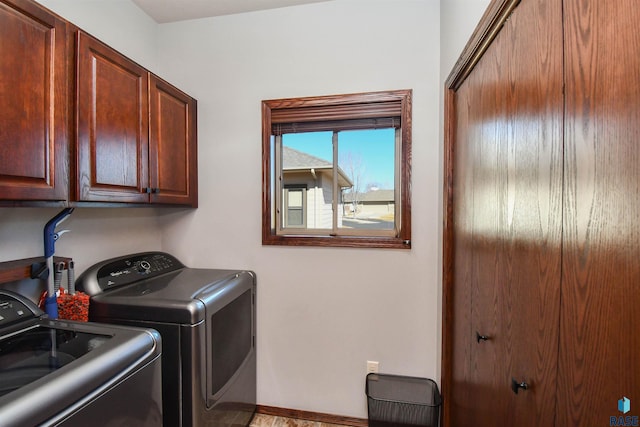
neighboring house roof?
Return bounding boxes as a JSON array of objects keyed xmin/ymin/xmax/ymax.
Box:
[
  {"xmin": 343, "ymin": 189, "xmax": 394, "ymax": 203},
  {"xmin": 282, "ymin": 146, "xmax": 353, "ymax": 187},
  {"xmin": 283, "ymin": 146, "xmax": 331, "ymax": 169}
]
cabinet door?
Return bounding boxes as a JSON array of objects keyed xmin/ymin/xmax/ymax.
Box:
[
  {"xmin": 444, "ymin": 0, "xmax": 563, "ymax": 425},
  {"xmin": 0, "ymin": 0, "xmax": 68, "ymax": 202},
  {"xmin": 559, "ymin": 0, "xmax": 640, "ymax": 424},
  {"xmin": 149, "ymin": 74, "xmax": 198, "ymax": 206},
  {"xmin": 76, "ymin": 31, "xmax": 149, "ymax": 203}
]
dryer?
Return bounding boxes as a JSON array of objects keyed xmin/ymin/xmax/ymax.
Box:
[{"xmin": 77, "ymin": 252, "xmax": 256, "ymax": 427}]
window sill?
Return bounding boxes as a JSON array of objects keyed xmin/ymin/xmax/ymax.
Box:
[{"xmin": 262, "ymin": 234, "xmax": 411, "ymax": 249}]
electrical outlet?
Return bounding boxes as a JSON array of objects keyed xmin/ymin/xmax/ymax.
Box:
[{"xmin": 366, "ymin": 360, "xmax": 379, "ymax": 374}]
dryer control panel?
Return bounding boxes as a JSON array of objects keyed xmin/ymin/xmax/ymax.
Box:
[{"xmin": 76, "ymin": 252, "xmax": 185, "ymax": 296}]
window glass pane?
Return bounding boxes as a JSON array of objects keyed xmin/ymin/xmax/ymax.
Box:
[
  {"xmin": 287, "ymin": 190, "xmax": 303, "ymax": 207},
  {"xmin": 284, "ymin": 188, "xmax": 305, "ymax": 227},
  {"xmin": 338, "ymin": 128, "xmax": 395, "ymax": 231},
  {"xmin": 282, "ymin": 132, "xmax": 333, "ymax": 230},
  {"xmin": 287, "ymin": 208, "xmax": 304, "ymax": 226}
]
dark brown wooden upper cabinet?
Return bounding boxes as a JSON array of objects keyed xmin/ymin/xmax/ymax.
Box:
[
  {"xmin": 75, "ymin": 31, "xmax": 197, "ymax": 206},
  {"xmin": 149, "ymin": 74, "xmax": 198, "ymax": 207},
  {"xmin": 0, "ymin": 0, "xmax": 69, "ymax": 203},
  {"xmin": 75, "ymin": 31, "xmax": 150, "ymax": 203}
]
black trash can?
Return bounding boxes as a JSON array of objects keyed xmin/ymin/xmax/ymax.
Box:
[{"xmin": 366, "ymin": 373, "xmax": 441, "ymax": 427}]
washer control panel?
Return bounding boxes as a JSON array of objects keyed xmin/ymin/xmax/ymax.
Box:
[
  {"xmin": 0, "ymin": 290, "xmax": 41, "ymax": 327},
  {"xmin": 77, "ymin": 252, "xmax": 185, "ymax": 295}
]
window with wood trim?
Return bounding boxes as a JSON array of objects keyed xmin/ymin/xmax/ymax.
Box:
[{"xmin": 262, "ymin": 90, "xmax": 412, "ymax": 249}]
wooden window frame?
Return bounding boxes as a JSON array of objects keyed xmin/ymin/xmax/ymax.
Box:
[{"xmin": 262, "ymin": 89, "xmax": 412, "ymax": 249}]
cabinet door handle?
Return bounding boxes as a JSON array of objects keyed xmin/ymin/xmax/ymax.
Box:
[
  {"xmin": 152, "ymin": 188, "xmax": 160, "ymax": 193},
  {"xmin": 476, "ymin": 331, "xmax": 490, "ymax": 343},
  {"xmin": 145, "ymin": 187, "xmax": 152, "ymax": 194},
  {"xmin": 511, "ymin": 378, "xmax": 529, "ymax": 394}
]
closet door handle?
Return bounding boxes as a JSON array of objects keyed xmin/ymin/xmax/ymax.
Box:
[
  {"xmin": 476, "ymin": 331, "xmax": 490, "ymax": 343},
  {"xmin": 511, "ymin": 378, "xmax": 529, "ymax": 394}
]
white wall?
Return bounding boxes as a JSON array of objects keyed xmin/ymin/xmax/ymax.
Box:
[
  {"xmin": 440, "ymin": 0, "xmax": 491, "ymax": 78},
  {"xmin": 155, "ymin": 0, "xmax": 440, "ymax": 418},
  {"xmin": 37, "ymin": 0, "xmax": 159, "ymax": 72},
  {"xmin": 0, "ymin": 0, "xmax": 489, "ymax": 420},
  {"xmin": 0, "ymin": 208, "xmax": 164, "ymax": 275}
]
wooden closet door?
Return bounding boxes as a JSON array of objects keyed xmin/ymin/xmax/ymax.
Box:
[
  {"xmin": 444, "ymin": 0, "xmax": 564, "ymax": 425},
  {"xmin": 559, "ymin": 0, "xmax": 640, "ymax": 424}
]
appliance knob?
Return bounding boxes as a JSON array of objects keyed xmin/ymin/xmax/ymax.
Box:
[{"xmin": 139, "ymin": 261, "xmax": 151, "ymax": 272}]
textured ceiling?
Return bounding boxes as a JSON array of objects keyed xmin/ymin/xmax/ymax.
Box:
[{"xmin": 131, "ymin": 0, "xmax": 336, "ymax": 23}]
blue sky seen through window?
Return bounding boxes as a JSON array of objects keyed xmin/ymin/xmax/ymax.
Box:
[{"xmin": 282, "ymin": 128, "xmax": 395, "ymax": 190}]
